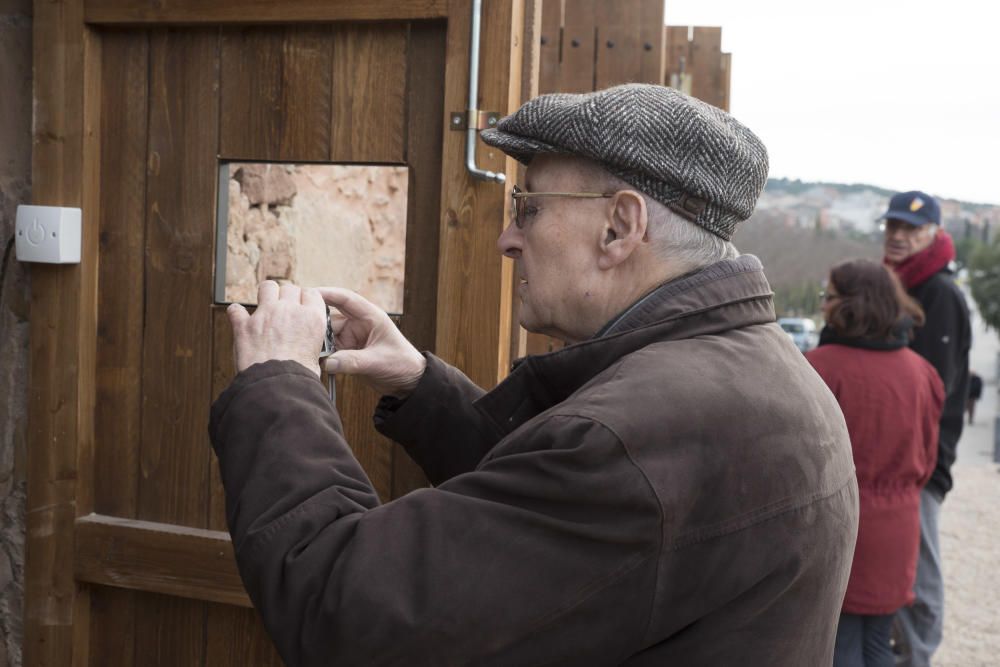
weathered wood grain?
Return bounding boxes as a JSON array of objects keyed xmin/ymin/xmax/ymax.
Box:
[
  {"xmin": 85, "ymin": 0, "xmax": 448, "ymax": 25},
  {"xmin": 75, "ymin": 514, "xmax": 250, "ymax": 607},
  {"xmin": 136, "ymin": 27, "xmax": 220, "ymax": 666},
  {"xmin": 330, "ymin": 23, "xmax": 408, "ymax": 163},
  {"xmin": 220, "ymin": 26, "xmax": 333, "ymax": 161}
]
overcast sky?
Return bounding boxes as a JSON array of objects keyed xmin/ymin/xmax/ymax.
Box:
[{"xmin": 664, "ymin": 0, "xmax": 1000, "ymax": 205}]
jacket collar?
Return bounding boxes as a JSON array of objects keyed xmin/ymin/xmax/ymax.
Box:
[
  {"xmin": 817, "ymin": 321, "xmax": 911, "ymax": 351},
  {"xmin": 885, "ymin": 229, "xmax": 956, "ymax": 290},
  {"xmin": 475, "ymin": 255, "xmax": 776, "ymax": 438}
]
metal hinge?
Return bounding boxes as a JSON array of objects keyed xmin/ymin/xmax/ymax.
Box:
[{"xmin": 449, "ymin": 110, "xmax": 501, "ymax": 131}]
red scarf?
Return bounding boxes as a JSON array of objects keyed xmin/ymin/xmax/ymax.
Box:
[{"xmin": 885, "ymin": 229, "xmax": 955, "ymax": 289}]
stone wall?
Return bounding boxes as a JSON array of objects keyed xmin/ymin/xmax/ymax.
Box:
[
  {"xmin": 0, "ymin": 0, "xmax": 33, "ymax": 665},
  {"xmin": 225, "ymin": 163, "xmax": 408, "ymax": 313}
]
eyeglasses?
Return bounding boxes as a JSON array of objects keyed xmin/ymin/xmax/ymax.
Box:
[
  {"xmin": 818, "ymin": 289, "xmax": 839, "ymax": 302},
  {"xmin": 510, "ymin": 184, "xmax": 614, "ymax": 229}
]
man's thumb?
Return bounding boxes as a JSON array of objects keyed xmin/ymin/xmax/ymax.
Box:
[
  {"xmin": 324, "ymin": 350, "xmax": 364, "ymax": 375},
  {"xmin": 227, "ymin": 302, "xmax": 250, "ymax": 329}
]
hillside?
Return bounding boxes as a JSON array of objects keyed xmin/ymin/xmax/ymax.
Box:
[
  {"xmin": 737, "ymin": 178, "xmax": 1000, "ymax": 317},
  {"xmin": 734, "ymin": 211, "xmax": 880, "ymax": 318}
]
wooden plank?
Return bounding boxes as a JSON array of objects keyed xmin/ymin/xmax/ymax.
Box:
[
  {"xmin": 88, "ymin": 589, "xmax": 138, "ymax": 667},
  {"xmin": 24, "ymin": 0, "xmax": 95, "ymax": 663},
  {"xmin": 204, "ymin": 605, "xmax": 284, "ymax": 667},
  {"xmin": 638, "ymin": 0, "xmax": 665, "ymax": 85},
  {"xmin": 521, "ymin": 0, "xmax": 542, "ymax": 102},
  {"xmin": 558, "ymin": 0, "xmax": 596, "ymax": 93},
  {"xmin": 594, "ymin": 0, "xmax": 642, "ymax": 89},
  {"xmin": 436, "ymin": 0, "xmax": 524, "ymax": 387},
  {"xmin": 95, "ymin": 29, "xmax": 147, "ymax": 523},
  {"xmin": 75, "ymin": 515, "xmax": 251, "ymax": 608},
  {"xmin": 330, "ymin": 23, "xmax": 408, "ymax": 163},
  {"xmin": 85, "ymin": 0, "xmax": 448, "ymax": 25},
  {"xmin": 219, "ymin": 26, "xmax": 333, "ymax": 161},
  {"xmin": 73, "ymin": 27, "xmax": 104, "ymax": 667},
  {"xmin": 720, "ymin": 51, "xmax": 732, "ymax": 111},
  {"xmin": 519, "ymin": 0, "xmax": 562, "ymax": 360},
  {"xmin": 89, "ymin": 29, "xmax": 149, "ymax": 667},
  {"xmin": 140, "ymin": 25, "xmax": 217, "ymax": 531},
  {"xmin": 136, "ymin": 27, "xmax": 219, "ymax": 667},
  {"xmin": 133, "ymin": 594, "xmax": 206, "ymax": 665},
  {"xmin": 387, "ymin": 21, "xmax": 449, "ymax": 499},
  {"xmin": 664, "ymin": 25, "xmax": 690, "ymax": 92},
  {"xmin": 508, "ymin": 0, "xmax": 542, "ymax": 366},
  {"xmin": 525, "ymin": 333, "xmax": 564, "ymax": 356},
  {"xmin": 537, "ymin": 0, "xmax": 561, "ymax": 94},
  {"xmin": 690, "ymin": 26, "xmax": 724, "ymax": 108},
  {"xmin": 208, "ymin": 306, "xmax": 235, "ymax": 531}
]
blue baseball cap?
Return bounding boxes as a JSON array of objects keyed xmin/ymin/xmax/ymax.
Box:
[{"xmin": 877, "ymin": 190, "xmax": 941, "ymax": 227}]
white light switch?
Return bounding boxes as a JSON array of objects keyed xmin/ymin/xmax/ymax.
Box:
[{"xmin": 15, "ymin": 205, "xmax": 81, "ymax": 264}]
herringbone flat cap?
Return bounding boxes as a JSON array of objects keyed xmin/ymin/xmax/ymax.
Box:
[{"xmin": 481, "ymin": 84, "xmax": 769, "ymax": 241}]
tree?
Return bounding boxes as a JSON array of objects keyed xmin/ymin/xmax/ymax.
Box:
[{"xmin": 969, "ymin": 240, "xmax": 1000, "ymax": 331}]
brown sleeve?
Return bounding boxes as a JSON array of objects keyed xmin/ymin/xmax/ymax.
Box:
[
  {"xmin": 374, "ymin": 353, "xmax": 503, "ymax": 484},
  {"xmin": 210, "ymin": 362, "xmax": 660, "ymax": 667}
]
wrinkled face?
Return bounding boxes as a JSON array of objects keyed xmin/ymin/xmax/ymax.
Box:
[
  {"xmin": 883, "ymin": 218, "xmax": 938, "ymax": 263},
  {"xmin": 496, "ymin": 156, "xmax": 608, "ymax": 342}
]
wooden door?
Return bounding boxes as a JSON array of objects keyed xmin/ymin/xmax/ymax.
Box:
[{"xmin": 26, "ymin": 1, "xmax": 526, "ymax": 665}]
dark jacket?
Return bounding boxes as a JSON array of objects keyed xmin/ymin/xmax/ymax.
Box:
[
  {"xmin": 209, "ymin": 256, "xmax": 859, "ymax": 667},
  {"xmin": 908, "ymin": 269, "xmax": 971, "ymax": 498},
  {"xmin": 806, "ymin": 340, "xmax": 943, "ymax": 614}
]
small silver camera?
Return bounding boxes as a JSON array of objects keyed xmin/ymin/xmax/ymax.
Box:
[{"xmin": 319, "ymin": 311, "xmax": 336, "ymax": 358}]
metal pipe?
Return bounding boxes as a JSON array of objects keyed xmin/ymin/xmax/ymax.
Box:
[{"xmin": 465, "ymin": 0, "xmax": 506, "ymax": 184}]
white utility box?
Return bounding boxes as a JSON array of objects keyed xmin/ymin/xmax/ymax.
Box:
[{"xmin": 15, "ymin": 205, "xmax": 81, "ymax": 264}]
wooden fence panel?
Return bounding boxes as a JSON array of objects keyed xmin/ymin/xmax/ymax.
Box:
[{"xmin": 136, "ymin": 27, "xmax": 220, "ymax": 666}]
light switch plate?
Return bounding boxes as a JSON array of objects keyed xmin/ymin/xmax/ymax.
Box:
[{"xmin": 15, "ymin": 205, "xmax": 81, "ymax": 264}]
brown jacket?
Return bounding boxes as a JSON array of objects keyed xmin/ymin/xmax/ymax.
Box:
[{"xmin": 209, "ymin": 256, "xmax": 858, "ymax": 667}]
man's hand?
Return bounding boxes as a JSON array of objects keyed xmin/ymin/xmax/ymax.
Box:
[
  {"xmin": 318, "ymin": 287, "xmax": 426, "ymax": 398},
  {"xmin": 228, "ymin": 281, "xmax": 327, "ymax": 377}
]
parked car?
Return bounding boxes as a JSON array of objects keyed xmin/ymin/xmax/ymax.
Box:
[{"xmin": 778, "ymin": 317, "xmax": 819, "ymax": 352}]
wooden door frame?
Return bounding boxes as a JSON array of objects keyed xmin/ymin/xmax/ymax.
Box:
[{"xmin": 26, "ymin": 1, "xmax": 526, "ymax": 664}]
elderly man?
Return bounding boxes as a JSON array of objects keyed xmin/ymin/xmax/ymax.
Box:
[
  {"xmin": 879, "ymin": 191, "xmax": 971, "ymax": 667},
  {"xmin": 210, "ymin": 84, "xmax": 858, "ymax": 666}
]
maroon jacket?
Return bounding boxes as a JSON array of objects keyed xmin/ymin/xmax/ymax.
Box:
[
  {"xmin": 807, "ymin": 340, "xmax": 943, "ymax": 615},
  {"xmin": 210, "ymin": 256, "xmax": 858, "ymax": 666}
]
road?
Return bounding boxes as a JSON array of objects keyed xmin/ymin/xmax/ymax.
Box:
[{"xmin": 935, "ymin": 290, "xmax": 999, "ymax": 667}]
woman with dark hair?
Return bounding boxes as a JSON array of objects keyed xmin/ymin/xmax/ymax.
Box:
[{"xmin": 805, "ymin": 259, "xmax": 944, "ymax": 667}]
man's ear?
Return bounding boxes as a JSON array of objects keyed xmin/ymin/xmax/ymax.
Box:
[{"xmin": 598, "ymin": 191, "xmax": 648, "ymax": 270}]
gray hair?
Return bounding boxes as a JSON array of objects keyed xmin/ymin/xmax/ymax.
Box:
[
  {"xmin": 576, "ymin": 159, "xmax": 739, "ymax": 272},
  {"xmin": 643, "ymin": 196, "xmax": 740, "ymax": 271}
]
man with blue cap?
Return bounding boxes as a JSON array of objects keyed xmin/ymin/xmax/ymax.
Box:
[{"xmin": 880, "ymin": 190, "xmax": 971, "ymax": 667}]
